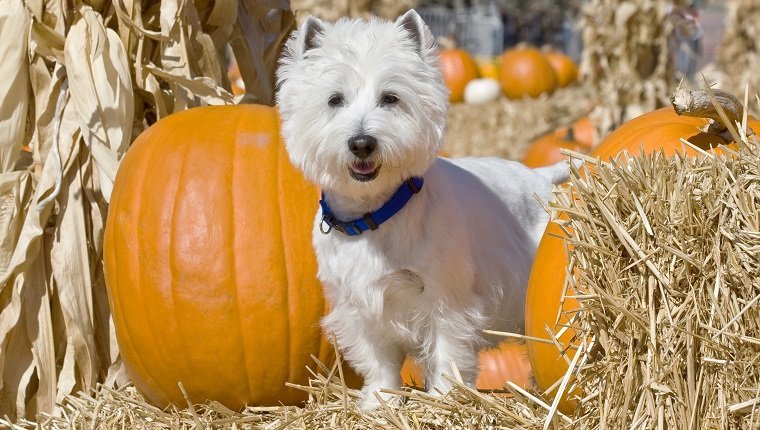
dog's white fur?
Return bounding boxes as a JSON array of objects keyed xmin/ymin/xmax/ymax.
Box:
[{"xmin": 277, "ymin": 10, "xmax": 569, "ymax": 409}]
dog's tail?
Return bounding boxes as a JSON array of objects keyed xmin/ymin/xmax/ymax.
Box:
[{"xmin": 533, "ymin": 159, "xmax": 582, "ymax": 185}]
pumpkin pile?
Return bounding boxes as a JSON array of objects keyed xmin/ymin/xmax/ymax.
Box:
[
  {"xmin": 499, "ymin": 47, "xmax": 579, "ymax": 99},
  {"xmin": 439, "ymin": 45, "xmax": 579, "ymax": 105}
]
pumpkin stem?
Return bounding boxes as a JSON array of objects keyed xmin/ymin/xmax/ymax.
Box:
[
  {"xmin": 565, "ymin": 127, "xmax": 575, "ymax": 142},
  {"xmin": 670, "ymin": 88, "xmax": 751, "ymax": 138}
]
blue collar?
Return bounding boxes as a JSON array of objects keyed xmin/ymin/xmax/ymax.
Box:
[{"xmin": 319, "ymin": 177, "xmax": 424, "ymax": 236}]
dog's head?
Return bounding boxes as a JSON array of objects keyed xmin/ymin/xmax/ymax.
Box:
[{"xmin": 276, "ymin": 10, "xmax": 448, "ymax": 197}]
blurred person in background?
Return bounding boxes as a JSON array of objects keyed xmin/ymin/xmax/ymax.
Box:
[{"xmin": 670, "ymin": 0, "xmax": 704, "ymax": 80}]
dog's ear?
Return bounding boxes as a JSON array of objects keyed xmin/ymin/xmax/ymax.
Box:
[
  {"xmin": 395, "ymin": 9, "xmax": 428, "ymax": 55},
  {"xmin": 300, "ymin": 16, "xmax": 325, "ymax": 53}
]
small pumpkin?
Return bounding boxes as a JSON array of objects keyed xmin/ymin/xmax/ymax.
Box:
[
  {"xmin": 401, "ymin": 341, "xmax": 531, "ymax": 389},
  {"xmin": 525, "ymin": 89, "xmax": 757, "ymax": 415},
  {"xmin": 523, "ymin": 126, "xmax": 593, "ymax": 168},
  {"xmin": 475, "ymin": 56, "xmax": 501, "ymax": 80},
  {"xmin": 554, "ymin": 117, "xmax": 596, "ymax": 147},
  {"xmin": 439, "ymin": 48, "xmax": 480, "ymax": 103},
  {"xmin": 499, "ymin": 47, "xmax": 557, "ymax": 99},
  {"xmin": 464, "ymin": 78, "xmax": 501, "ymax": 105},
  {"xmin": 104, "ymin": 104, "xmax": 358, "ymax": 409},
  {"xmin": 227, "ymin": 61, "xmax": 245, "ymax": 96},
  {"xmin": 543, "ymin": 50, "xmax": 579, "ymax": 87}
]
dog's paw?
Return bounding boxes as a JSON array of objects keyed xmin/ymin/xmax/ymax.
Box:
[
  {"xmin": 359, "ymin": 389, "xmax": 401, "ymax": 411},
  {"xmin": 424, "ymin": 377, "xmax": 454, "ymax": 397}
]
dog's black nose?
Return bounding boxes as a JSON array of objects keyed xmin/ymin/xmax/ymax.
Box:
[{"xmin": 348, "ymin": 135, "xmax": 377, "ymax": 159}]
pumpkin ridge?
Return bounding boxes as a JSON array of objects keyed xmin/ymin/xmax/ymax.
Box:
[
  {"xmin": 165, "ymin": 131, "xmax": 198, "ymax": 396},
  {"xmin": 229, "ymin": 111, "xmax": 255, "ymax": 402},
  {"xmin": 127, "ymin": 126, "xmax": 177, "ymax": 405},
  {"xmin": 274, "ymin": 129, "xmax": 295, "ymax": 385},
  {"xmin": 103, "ymin": 147, "xmax": 154, "ymax": 400}
]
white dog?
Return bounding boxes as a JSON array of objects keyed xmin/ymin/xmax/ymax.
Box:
[{"xmin": 276, "ymin": 10, "xmax": 570, "ymax": 410}]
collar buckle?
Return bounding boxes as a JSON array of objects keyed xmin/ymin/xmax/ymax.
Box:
[{"xmin": 321, "ymin": 214, "xmax": 362, "ymax": 236}]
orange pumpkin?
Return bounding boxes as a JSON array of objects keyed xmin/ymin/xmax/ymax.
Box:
[
  {"xmin": 525, "ymin": 105, "xmax": 758, "ymax": 414},
  {"xmin": 475, "ymin": 56, "xmax": 501, "ymax": 80},
  {"xmin": 554, "ymin": 117, "xmax": 596, "ymax": 147},
  {"xmin": 499, "ymin": 47, "xmax": 557, "ymax": 99},
  {"xmin": 543, "ymin": 51, "xmax": 579, "ymax": 88},
  {"xmin": 401, "ymin": 341, "xmax": 531, "ymax": 389},
  {"xmin": 439, "ymin": 48, "xmax": 480, "ymax": 103},
  {"xmin": 591, "ymin": 106, "xmax": 759, "ymax": 159},
  {"xmin": 523, "ymin": 128, "xmax": 593, "ymax": 168},
  {"xmin": 227, "ymin": 61, "xmax": 245, "ymax": 96},
  {"xmin": 104, "ymin": 105, "xmax": 357, "ymax": 409},
  {"xmin": 525, "ymin": 217, "xmax": 582, "ymax": 414}
]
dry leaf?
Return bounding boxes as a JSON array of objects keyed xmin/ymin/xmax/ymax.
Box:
[
  {"xmin": 64, "ymin": 6, "xmax": 133, "ymax": 202},
  {"xmin": 0, "ymin": 0, "xmax": 31, "ymax": 173}
]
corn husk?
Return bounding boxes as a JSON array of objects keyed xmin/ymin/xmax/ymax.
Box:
[
  {"xmin": 0, "ymin": 0, "xmax": 293, "ymax": 421},
  {"xmin": 0, "ymin": 0, "xmax": 30, "ymax": 173}
]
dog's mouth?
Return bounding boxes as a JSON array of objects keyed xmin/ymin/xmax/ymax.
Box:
[{"xmin": 349, "ymin": 160, "xmax": 381, "ymax": 182}]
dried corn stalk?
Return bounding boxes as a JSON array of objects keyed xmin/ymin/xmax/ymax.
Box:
[
  {"xmin": 717, "ymin": 0, "xmax": 760, "ymax": 108},
  {"xmin": 290, "ymin": 0, "xmax": 418, "ymax": 24},
  {"xmin": 0, "ymin": 0, "xmax": 293, "ymax": 421},
  {"xmin": 580, "ymin": 0, "xmax": 688, "ymax": 136},
  {"xmin": 0, "ymin": 0, "xmax": 30, "ymax": 173}
]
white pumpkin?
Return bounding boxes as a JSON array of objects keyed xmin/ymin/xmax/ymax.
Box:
[{"xmin": 463, "ymin": 78, "xmax": 501, "ymax": 104}]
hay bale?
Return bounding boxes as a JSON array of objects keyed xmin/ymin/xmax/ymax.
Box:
[
  {"xmin": 443, "ymin": 85, "xmax": 595, "ymax": 160},
  {"xmin": 549, "ymin": 140, "xmax": 760, "ymax": 428},
  {"xmin": 33, "ymin": 359, "xmax": 555, "ymax": 429}
]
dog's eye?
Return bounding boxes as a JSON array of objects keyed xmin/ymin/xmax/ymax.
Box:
[
  {"xmin": 328, "ymin": 94, "xmax": 344, "ymax": 107},
  {"xmin": 381, "ymin": 93, "xmax": 399, "ymax": 105}
]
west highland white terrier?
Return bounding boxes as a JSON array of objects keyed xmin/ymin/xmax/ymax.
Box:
[{"xmin": 276, "ymin": 10, "xmax": 571, "ymax": 410}]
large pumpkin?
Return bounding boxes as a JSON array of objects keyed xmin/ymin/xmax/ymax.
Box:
[
  {"xmin": 499, "ymin": 47, "xmax": 557, "ymax": 99},
  {"xmin": 591, "ymin": 106, "xmax": 758, "ymax": 159},
  {"xmin": 525, "ymin": 102, "xmax": 759, "ymax": 414},
  {"xmin": 400, "ymin": 341, "xmax": 531, "ymax": 389},
  {"xmin": 543, "ymin": 51, "xmax": 579, "ymax": 88},
  {"xmin": 439, "ymin": 48, "xmax": 480, "ymax": 103},
  {"xmin": 104, "ymin": 105, "xmax": 352, "ymax": 409}
]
